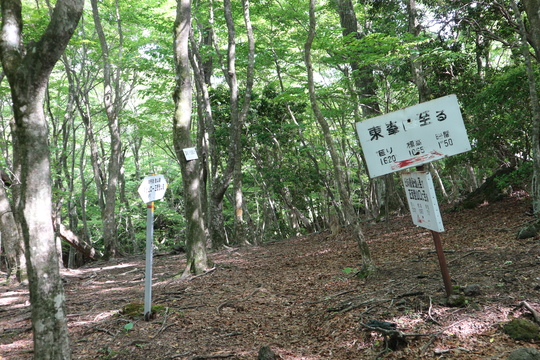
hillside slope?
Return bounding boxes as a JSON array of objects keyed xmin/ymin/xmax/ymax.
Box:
[{"xmin": 1, "ymin": 194, "xmax": 540, "ymax": 359}]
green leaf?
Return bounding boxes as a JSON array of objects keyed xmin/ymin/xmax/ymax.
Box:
[{"xmin": 342, "ymin": 267, "xmax": 357, "ymax": 275}]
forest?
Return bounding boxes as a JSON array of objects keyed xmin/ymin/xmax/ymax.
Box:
[{"xmin": 1, "ymin": 0, "xmax": 540, "ymax": 359}]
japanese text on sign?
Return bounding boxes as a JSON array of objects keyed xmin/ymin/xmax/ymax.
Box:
[
  {"xmin": 183, "ymin": 147, "xmax": 198, "ymax": 161},
  {"xmin": 138, "ymin": 175, "xmax": 168, "ymax": 203},
  {"xmin": 402, "ymin": 171, "xmax": 444, "ymax": 232},
  {"xmin": 356, "ymin": 95, "xmax": 471, "ymax": 178},
  {"xmin": 147, "ymin": 177, "xmax": 166, "ymax": 191}
]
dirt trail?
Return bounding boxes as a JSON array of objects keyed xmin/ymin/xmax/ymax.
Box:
[{"xmin": 1, "ymin": 195, "xmax": 540, "ymax": 359}]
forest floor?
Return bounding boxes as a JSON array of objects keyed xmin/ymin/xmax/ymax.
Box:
[{"xmin": 1, "ymin": 193, "xmax": 540, "ymax": 359}]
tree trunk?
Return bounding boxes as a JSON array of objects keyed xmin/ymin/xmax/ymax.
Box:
[
  {"xmin": 223, "ymin": 0, "xmax": 242, "ymax": 243},
  {"xmin": 174, "ymin": 0, "xmax": 210, "ymax": 276},
  {"xmin": 333, "ymin": 0, "xmax": 384, "ymax": 222},
  {"xmin": 511, "ymin": 1, "xmax": 540, "ymax": 217},
  {"xmin": 0, "ymin": 177, "xmax": 26, "ymax": 282},
  {"xmin": 523, "ymin": 0, "xmax": 540, "ymax": 60},
  {"xmin": 190, "ymin": 26, "xmax": 216, "ymax": 247},
  {"xmin": 53, "ymin": 221, "xmax": 102, "ymax": 261},
  {"xmin": 333, "ymin": 0, "xmax": 380, "ymax": 117},
  {"xmin": 407, "ymin": 0, "xmax": 430, "ymax": 103},
  {"xmin": 305, "ymin": 0, "xmax": 375, "ymax": 275},
  {"xmin": 222, "ymin": 0, "xmax": 255, "ymax": 245},
  {"xmin": 90, "ymin": 0, "xmax": 124, "ymax": 259},
  {"xmin": 203, "ymin": 0, "xmax": 232, "ymax": 249},
  {"xmin": 0, "ymin": 0, "xmax": 84, "ymax": 357}
]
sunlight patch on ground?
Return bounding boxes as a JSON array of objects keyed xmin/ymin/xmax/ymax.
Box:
[
  {"xmin": 98, "ymin": 286, "xmax": 137, "ymax": 294},
  {"xmin": 0, "ymin": 291, "xmax": 29, "ymax": 307},
  {"xmin": 0, "ymin": 338, "xmax": 32, "ymax": 353},
  {"xmin": 444, "ymin": 318, "xmax": 489, "ymax": 337},
  {"xmin": 92, "ymin": 310, "xmax": 118, "ymax": 322},
  {"xmin": 387, "ymin": 304, "xmax": 515, "ymax": 346},
  {"xmin": 90, "ymin": 263, "xmax": 139, "ymax": 271},
  {"xmin": 68, "ymin": 319, "xmax": 99, "ymax": 328}
]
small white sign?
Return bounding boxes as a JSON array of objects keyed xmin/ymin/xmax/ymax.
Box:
[
  {"xmin": 356, "ymin": 95, "xmax": 471, "ymax": 178},
  {"xmin": 402, "ymin": 171, "xmax": 444, "ymax": 232},
  {"xmin": 138, "ymin": 174, "xmax": 168, "ymax": 203},
  {"xmin": 183, "ymin": 147, "xmax": 198, "ymax": 161}
]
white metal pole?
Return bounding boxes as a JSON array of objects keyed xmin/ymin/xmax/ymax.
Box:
[{"xmin": 144, "ymin": 201, "xmax": 154, "ymax": 320}]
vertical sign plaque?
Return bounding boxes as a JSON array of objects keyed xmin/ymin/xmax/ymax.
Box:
[{"xmin": 401, "ymin": 171, "xmax": 444, "ymax": 232}]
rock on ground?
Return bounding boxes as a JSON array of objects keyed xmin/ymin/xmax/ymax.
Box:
[{"xmin": 508, "ymin": 348, "xmax": 540, "ymax": 360}]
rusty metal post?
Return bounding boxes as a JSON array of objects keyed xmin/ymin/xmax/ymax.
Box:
[
  {"xmin": 430, "ymin": 230, "xmax": 453, "ymax": 297},
  {"xmin": 416, "ymin": 165, "xmax": 453, "ymax": 297}
]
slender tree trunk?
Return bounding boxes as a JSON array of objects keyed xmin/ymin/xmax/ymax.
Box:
[
  {"xmin": 174, "ymin": 0, "xmax": 210, "ymax": 276},
  {"xmin": 274, "ymin": 51, "xmax": 330, "ymax": 227},
  {"xmin": 205, "ymin": 0, "xmax": 232, "ymax": 249},
  {"xmin": 223, "ymin": 0, "xmax": 241, "ymax": 241},
  {"xmin": 431, "ymin": 163, "xmax": 449, "ymax": 201},
  {"xmin": 333, "ymin": 0, "xmax": 380, "ymax": 117},
  {"xmin": 0, "ymin": 178, "xmax": 25, "ymax": 282},
  {"xmin": 305, "ymin": 0, "xmax": 375, "ymax": 275},
  {"xmin": 222, "ymin": 0, "xmax": 255, "ymax": 244},
  {"xmin": 407, "ymin": 0, "xmax": 430, "ymax": 103},
  {"xmin": 197, "ymin": 0, "xmax": 233, "ymax": 249},
  {"xmin": 91, "ymin": 0, "xmax": 124, "ymax": 259},
  {"xmin": 193, "ymin": 1, "xmax": 232, "ymax": 249},
  {"xmin": 511, "ymin": 0, "xmax": 540, "ymax": 216},
  {"xmin": 523, "ymin": 0, "xmax": 540, "ymax": 60},
  {"xmin": 333, "ymin": 0, "xmax": 384, "ymax": 222},
  {"xmin": 119, "ymin": 157, "xmax": 136, "ymax": 251},
  {"xmin": 190, "ymin": 27, "xmax": 215, "ymax": 247},
  {"xmin": 78, "ymin": 134, "xmax": 93, "ymax": 247},
  {"xmin": 0, "ymin": 0, "xmax": 84, "ymax": 357}
]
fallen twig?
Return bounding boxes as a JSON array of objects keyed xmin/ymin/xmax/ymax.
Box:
[
  {"xmin": 360, "ymin": 322, "xmax": 431, "ymax": 338},
  {"xmin": 153, "ymin": 307, "xmax": 172, "ymax": 338},
  {"xmin": 447, "ymin": 251, "xmax": 480, "ymax": 264},
  {"xmin": 360, "ymin": 322, "xmax": 430, "ymax": 355},
  {"xmin": 189, "ymin": 267, "xmax": 217, "ymax": 281},
  {"xmin": 394, "ymin": 291, "xmax": 424, "ymax": 299},
  {"xmin": 516, "ymin": 301, "xmax": 540, "ymax": 324},
  {"xmin": 217, "ymin": 331, "xmax": 242, "ymax": 338},
  {"xmin": 1, "ymin": 326, "xmax": 32, "ymax": 335},
  {"xmin": 420, "ymin": 319, "xmax": 466, "ymax": 355},
  {"xmin": 188, "ymin": 354, "xmax": 235, "ymax": 360},
  {"xmin": 427, "ymin": 296, "xmax": 442, "ymax": 326},
  {"xmin": 95, "ymin": 328, "xmax": 115, "ymax": 336},
  {"xmin": 434, "ymin": 347, "xmax": 470, "ymax": 355},
  {"xmin": 170, "ymin": 351, "xmax": 192, "ymax": 359}
]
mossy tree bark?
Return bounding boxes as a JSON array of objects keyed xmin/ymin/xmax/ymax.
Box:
[
  {"xmin": 0, "ymin": 0, "xmax": 84, "ymax": 357},
  {"xmin": 173, "ymin": 0, "xmax": 210, "ymax": 276}
]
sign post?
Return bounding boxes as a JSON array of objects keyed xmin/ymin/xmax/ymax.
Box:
[
  {"xmin": 144, "ymin": 202, "xmax": 154, "ymax": 320},
  {"xmin": 402, "ymin": 169, "xmax": 453, "ymax": 296},
  {"xmin": 138, "ymin": 174, "xmax": 168, "ymax": 320},
  {"xmin": 356, "ymin": 95, "xmax": 471, "ymax": 297}
]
